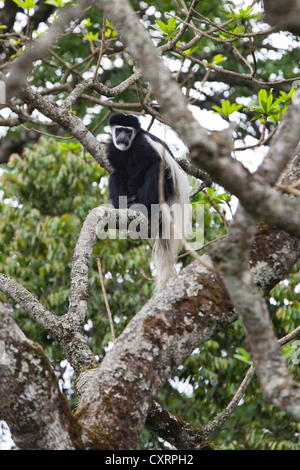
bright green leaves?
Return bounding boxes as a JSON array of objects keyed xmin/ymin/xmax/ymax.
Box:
[
  {"xmin": 82, "ymin": 17, "xmax": 99, "ymax": 42},
  {"xmin": 196, "ymin": 186, "xmax": 232, "ymax": 210},
  {"xmin": 83, "ymin": 30, "xmax": 99, "ymax": 42},
  {"xmin": 12, "ymin": 0, "xmax": 38, "ymax": 10},
  {"xmin": 82, "ymin": 17, "xmax": 117, "ymax": 41},
  {"xmin": 152, "ymin": 17, "xmax": 179, "ymax": 40},
  {"xmin": 203, "ymin": 53, "xmax": 227, "ymax": 68},
  {"xmin": 218, "ymin": 25, "xmax": 245, "ymax": 40},
  {"xmin": 45, "ymin": 0, "xmax": 72, "ymax": 7},
  {"xmin": 213, "ymin": 99, "xmax": 243, "ymax": 120},
  {"xmin": 245, "ymin": 88, "xmax": 295, "ymax": 123},
  {"xmin": 246, "ymin": 89, "xmax": 282, "ymax": 122},
  {"xmin": 213, "ymin": 88, "xmax": 294, "ymax": 124},
  {"xmin": 234, "ymin": 347, "xmax": 253, "ymax": 365},
  {"xmin": 225, "ymin": 5, "xmax": 262, "ymax": 23},
  {"xmin": 219, "ymin": 5, "xmax": 262, "ymax": 40},
  {"xmin": 210, "ymin": 53, "xmax": 227, "ymax": 66},
  {"xmin": 105, "ymin": 19, "xmax": 117, "ymax": 38}
]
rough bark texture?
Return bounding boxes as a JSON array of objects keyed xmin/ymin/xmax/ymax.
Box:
[
  {"xmin": 0, "ymin": 303, "xmax": 83, "ymax": 450},
  {"xmin": 211, "ymin": 208, "xmax": 300, "ymax": 421},
  {"xmin": 74, "ymin": 257, "xmax": 234, "ymax": 449}
]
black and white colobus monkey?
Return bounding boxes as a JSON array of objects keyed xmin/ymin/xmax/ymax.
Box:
[{"xmin": 106, "ymin": 113, "xmax": 189, "ymax": 287}]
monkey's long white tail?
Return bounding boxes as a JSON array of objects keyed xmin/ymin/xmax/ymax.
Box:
[
  {"xmin": 152, "ymin": 159, "xmax": 190, "ymax": 290},
  {"xmin": 153, "ymin": 233, "xmax": 182, "ymax": 288}
]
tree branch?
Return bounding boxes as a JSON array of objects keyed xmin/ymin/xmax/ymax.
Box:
[
  {"xmin": 210, "ymin": 207, "xmax": 300, "ymax": 421},
  {"xmin": 0, "ymin": 273, "xmax": 96, "ymax": 375},
  {"xmin": 21, "ymin": 85, "xmax": 111, "ymax": 172},
  {"xmin": 5, "ymin": 0, "xmax": 91, "ymax": 100},
  {"xmin": 0, "ymin": 301, "xmax": 83, "ymax": 450}
]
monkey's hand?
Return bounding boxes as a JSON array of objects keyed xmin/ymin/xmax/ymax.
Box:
[{"xmin": 127, "ymin": 195, "xmax": 137, "ymax": 207}]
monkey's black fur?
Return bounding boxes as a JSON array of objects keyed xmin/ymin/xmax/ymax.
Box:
[
  {"xmin": 109, "ymin": 113, "xmax": 141, "ymax": 129},
  {"xmin": 106, "ymin": 113, "xmax": 190, "ymax": 287},
  {"xmin": 107, "ymin": 113, "xmax": 174, "ymax": 215}
]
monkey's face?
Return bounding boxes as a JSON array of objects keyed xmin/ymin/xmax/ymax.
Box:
[{"xmin": 112, "ymin": 126, "xmax": 137, "ymax": 151}]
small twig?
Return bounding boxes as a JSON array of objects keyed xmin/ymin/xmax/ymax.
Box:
[
  {"xmin": 189, "ymin": 182, "xmax": 208, "ymax": 199},
  {"xmin": 139, "ymin": 268, "xmax": 153, "ymax": 282},
  {"xmin": 200, "ymin": 365, "xmax": 256, "ymax": 438},
  {"xmin": 178, "ymin": 234, "xmax": 228, "ymax": 259},
  {"xmin": 231, "ymin": 43, "xmax": 254, "ymax": 76},
  {"xmin": 135, "ymin": 81, "xmax": 165, "ymax": 123},
  {"xmin": 276, "ymin": 178, "xmax": 300, "ymax": 197},
  {"xmin": 93, "ymin": 15, "xmax": 106, "ymax": 80},
  {"xmin": 234, "ymin": 116, "xmax": 274, "ymax": 152},
  {"xmin": 244, "ymin": 22, "xmax": 257, "ymax": 77},
  {"xmin": 97, "ymin": 258, "xmax": 115, "ymax": 342},
  {"xmin": 202, "ymin": 188, "xmax": 231, "ymax": 232},
  {"xmin": 201, "ymin": 324, "xmax": 300, "ymax": 438},
  {"xmin": 20, "ymin": 123, "xmax": 73, "ymax": 139}
]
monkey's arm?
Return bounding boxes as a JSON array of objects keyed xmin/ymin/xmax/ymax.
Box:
[
  {"xmin": 136, "ymin": 162, "xmax": 161, "ymax": 212},
  {"xmin": 127, "ymin": 168, "xmax": 149, "ymax": 194},
  {"xmin": 109, "ymin": 169, "xmax": 133, "ymax": 208},
  {"xmin": 127, "ymin": 149, "xmax": 160, "ymax": 194}
]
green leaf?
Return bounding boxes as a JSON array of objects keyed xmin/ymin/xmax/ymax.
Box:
[
  {"xmin": 258, "ymin": 89, "xmax": 268, "ymax": 111},
  {"xmin": 224, "ymin": 5, "xmax": 262, "ymax": 22},
  {"xmin": 234, "ymin": 347, "xmax": 253, "ymax": 365},
  {"xmin": 82, "ymin": 17, "xmax": 92, "ymax": 28},
  {"xmin": 206, "ymin": 186, "xmax": 215, "ymax": 198},
  {"xmin": 13, "ymin": 0, "xmax": 38, "ymax": 9},
  {"xmin": 167, "ymin": 17, "xmax": 176, "ymax": 33},
  {"xmin": 212, "ymin": 105, "xmax": 222, "ymax": 114},
  {"xmin": 154, "ymin": 17, "xmax": 178, "ymax": 39},
  {"xmin": 211, "ymin": 54, "xmax": 227, "ymax": 65},
  {"xmin": 282, "ymin": 345, "xmax": 294, "ymax": 360},
  {"xmin": 155, "ymin": 20, "xmax": 168, "ymax": 33},
  {"xmin": 213, "ymin": 100, "xmax": 243, "ymax": 118},
  {"xmin": 45, "ymin": 0, "xmax": 60, "ymax": 6}
]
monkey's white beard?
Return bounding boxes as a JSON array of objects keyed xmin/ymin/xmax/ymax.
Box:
[{"xmin": 115, "ymin": 142, "xmax": 129, "ymax": 151}]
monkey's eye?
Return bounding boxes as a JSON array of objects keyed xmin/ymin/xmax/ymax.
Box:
[{"xmin": 115, "ymin": 127, "xmax": 132, "ymax": 138}]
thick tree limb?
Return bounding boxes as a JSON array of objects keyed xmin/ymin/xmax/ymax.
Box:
[
  {"xmin": 75, "ymin": 257, "xmax": 234, "ymax": 449},
  {"xmin": 211, "ymin": 208, "xmax": 300, "ymax": 421},
  {"xmin": 21, "ymin": 85, "xmax": 111, "ymax": 172},
  {"xmin": 0, "ymin": 302, "xmax": 83, "ymax": 450},
  {"xmin": 68, "ymin": 206, "xmax": 149, "ymax": 325},
  {"xmin": 145, "ymin": 402, "xmax": 214, "ymax": 450},
  {"xmin": 0, "ymin": 273, "xmax": 97, "ymax": 375}
]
